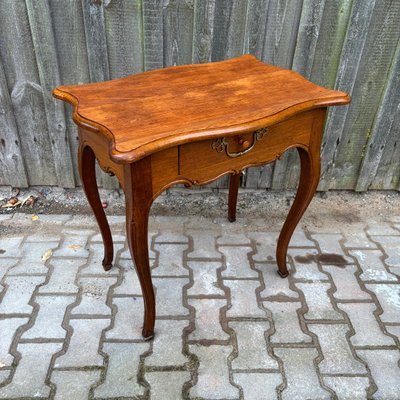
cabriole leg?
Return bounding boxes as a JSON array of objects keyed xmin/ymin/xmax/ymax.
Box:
[{"xmin": 78, "ymin": 142, "xmax": 113, "ymax": 270}]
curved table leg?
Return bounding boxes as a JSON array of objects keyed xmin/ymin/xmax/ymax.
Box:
[
  {"xmin": 276, "ymin": 146, "xmax": 320, "ymax": 278},
  {"xmin": 228, "ymin": 172, "xmax": 241, "ymax": 222},
  {"xmin": 124, "ymin": 159, "xmax": 155, "ymax": 340},
  {"xmin": 78, "ymin": 143, "xmax": 113, "ymax": 271}
]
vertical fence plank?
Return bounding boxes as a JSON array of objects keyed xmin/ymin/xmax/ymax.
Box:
[
  {"xmin": 0, "ymin": 1, "xmax": 57, "ymax": 186},
  {"xmin": 192, "ymin": 0, "xmax": 216, "ymax": 63},
  {"xmin": 271, "ymin": 0, "xmax": 326, "ymax": 189},
  {"xmin": 262, "ymin": 0, "xmax": 303, "ymax": 68},
  {"xmin": 163, "ymin": 0, "xmax": 194, "ymax": 67},
  {"xmin": 319, "ymin": 0, "xmax": 374, "ymax": 190},
  {"xmin": 81, "ymin": 0, "xmax": 118, "ymax": 189},
  {"xmin": 357, "ymin": 40, "xmax": 400, "ymax": 190},
  {"xmin": 211, "ymin": 0, "xmax": 248, "ymax": 61},
  {"xmin": 323, "ymin": 0, "xmax": 400, "ymax": 190},
  {"xmin": 143, "ymin": 0, "xmax": 164, "ymax": 71},
  {"xmin": 0, "ymin": 60, "xmax": 28, "ymax": 187},
  {"xmin": 104, "ymin": 0, "xmax": 144, "ymax": 78},
  {"xmin": 49, "ymin": 0, "xmax": 90, "ymax": 185},
  {"xmin": 26, "ymin": 0, "xmax": 75, "ymax": 188}
]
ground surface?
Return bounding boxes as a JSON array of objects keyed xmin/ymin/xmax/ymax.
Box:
[{"xmin": 0, "ymin": 193, "xmax": 399, "ymax": 399}]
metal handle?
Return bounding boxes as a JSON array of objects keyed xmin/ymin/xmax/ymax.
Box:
[{"xmin": 212, "ymin": 127, "xmax": 268, "ymax": 158}]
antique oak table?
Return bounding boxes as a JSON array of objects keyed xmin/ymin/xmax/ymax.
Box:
[{"xmin": 53, "ymin": 55, "xmax": 350, "ymax": 339}]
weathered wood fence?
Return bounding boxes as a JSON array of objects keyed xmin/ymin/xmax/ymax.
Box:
[{"xmin": 0, "ymin": 0, "xmax": 399, "ymax": 191}]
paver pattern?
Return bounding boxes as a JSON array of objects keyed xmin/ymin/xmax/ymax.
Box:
[{"xmin": 0, "ymin": 212, "xmax": 399, "ymax": 399}]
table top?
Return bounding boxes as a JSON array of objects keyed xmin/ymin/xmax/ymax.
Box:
[{"xmin": 53, "ymin": 55, "xmax": 350, "ymax": 164}]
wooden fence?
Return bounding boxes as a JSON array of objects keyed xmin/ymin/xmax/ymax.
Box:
[{"xmin": 0, "ymin": 0, "xmax": 399, "ymax": 191}]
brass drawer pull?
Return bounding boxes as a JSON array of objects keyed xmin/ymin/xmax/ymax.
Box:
[{"xmin": 212, "ymin": 127, "xmax": 268, "ymax": 158}]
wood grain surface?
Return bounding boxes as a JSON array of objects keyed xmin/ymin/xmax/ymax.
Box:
[{"xmin": 53, "ymin": 55, "xmax": 349, "ymax": 164}]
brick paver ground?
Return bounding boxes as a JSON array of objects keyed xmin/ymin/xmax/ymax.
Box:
[{"xmin": 0, "ymin": 212, "xmax": 399, "ymax": 399}]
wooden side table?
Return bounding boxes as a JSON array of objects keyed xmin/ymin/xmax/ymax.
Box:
[{"xmin": 53, "ymin": 55, "xmax": 350, "ymax": 339}]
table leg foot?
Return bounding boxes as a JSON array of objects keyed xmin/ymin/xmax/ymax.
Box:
[
  {"xmin": 102, "ymin": 260, "xmax": 113, "ymax": 271},
  {"xmin": 228, "ymin": 216, "xmax": 236, "ymax": 223},
  {"xmin": 277, "ymin": 270, "xmax": 289, "ymax": 278},
  {"xmin": 142, "ymin": 328, "xmax": 154, "ymax": 340}
]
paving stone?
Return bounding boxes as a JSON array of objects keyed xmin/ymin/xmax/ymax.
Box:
[
  {"xmin": 230, "ymin": 321, "xmax": 278, "ymax": 369},
  {"xmin": 189, "ymin": 344, "xmax": 239, "ymax": 399},
  {"xmin": 113, "ymin": 262, "xmax": 142, "ymax": 295},
  {"xmin": 0, "ymin": 214, "xmax": 12, "ymax": 222},
  {"xmin": 0, "ymin": 236, "xmax": 24, "ymax": 258},
  {"xmin": 146, "ymin": 320, "xmax": 188, "ymax": 366},
  {"xmin": 23, "ymin": 295, "xmax": 72, "ymax": 339},
  {"xmin": 187, "ymin": 261, "xmax": 225, "ymax": 296},
  {"xmin": 370, "ymin": 235, "xmax": 400, "ymax": 267},
  {"xmin": 338, "ymin": 303, "xmax": 395, "ymax": 346},
  {"xmin": 52, "ymin": 370, "xmax": 101, "ymax": 400},
  {"xmin": 0, "ymin": 370, "xmax": 9, "ymax": 385},
  {"xmin": 323, "ymin": 376, "xmax": 370, "ymax": 400},
  {"xmin": 152, "ymin": 243, "xmax": 188, "ymax": 276},
  {"xmin": 356, "ymin": 349, "xmax": 400, "ymax": 399},
  {"xmin": 105, "ymin": 215, "xmax": 126, "ymax": 225},
  {"xmin": 0, "ymin": 259, "xmax": 18, "ymax": 281},
  {"xmin": 217, "ymin": 233, "xmax": 251, "ymax": 245},
  {"xmin": 40, "ymin": 258, "xmax": 84, "ymax": 294},
  {"xmin": 155, "ymin": 230, "xmax": 188, "ymax": 243},
  {"xmin": 220, "ymin": 246, "xmax": 259, "ymax": 278},
  {"xmin": 224, "ymin": 279, "xmax": 265, "ymax": 318},
  {"xmin": 146, "ymin": 371, "xmax": 191, "ymax": 400},
  {"xmin": 367, "ymin": 222, "xmax": 399, "ymax": 235},
  {"xmin": 106, "ymin": 297, "xmax": 144, "ymax": 340},
  {"xmin": 188, "ymin": 298, "xmax": 229, "ymax": 341},
  {"xmin": 154, "ymin": 277, "xmax": 189, "ymax": 317},
  {"xmin": 16, "ymin": 241, "xmax": 58, "ymax": 264},
  {"xmin": 0, "ymin": 275, "xmax": 45, "ymax": 314},
  {"xmin": 264, "ymin": 301, "xmax": 311, "ymax": 343},
  {"xmin": 288, "ymin": 229, "xmax": 315, "ymax": 247},
  {"xmin": 186, "ymin": 229, "xmax": 221, "ymax": 258},
  {"xmin": 91, "ymin": 232, "xmax": 126, "ymax": 242},
  {"xmin": 119, "ymin": 232, "xmax": 157, "ymax": 260},
  {"xmin": 55, "ymin": 318, "xmax": 109, "ymax": 367},
  {"xmin": 365, "ymin": 284, "xmax": 400, "ymax": 323},
  {"xmin": 247, "ymin": 232, "xmax": 277, "ymax": 262},
  {"xmin": 308, "ymin": 324, "xmax": 366, "ymax": 374},
  {"xmin": 274, "ymin": 347, "xmax": 330, "ymax": 400},
  {"xmin": 72, "ymin": 276, "xmax": 117, "ymax": 315},
  {"xmin": 64, "ymin": 215, "xmax": 95, "ymax": 226},
  {"xmin": 296, "ymin": 282, "xmax": 343, "ymax": 320},
  {"xmin": 322, "ymin": 265, "xmax": 371, "ymax": 300},
  {"xmin": 343, "ymin": 230, "xmax": 378, "ymax": 248},
  {"xmin": 8, "ymin": 259, "xmax": 49, "ymax": 275},
  {"xmin": 0, "ymin": 342, "xmax": 62, "ymax": 399},
  {"xmin": 32, "ymin": 214, "xmax": 71, "ymax": 224},
  {"xmin": 79, "ymin": 242, "xmax": 124, "ymax": 274},
  {"xmin": 25, "ymin": 233, "xmax": 62, "ymax": 242},
  {"xmin": 233, "ymin": 373, "xmax": 283, "ymax": 400},
  {"xmin": 386, "ymin": 325, "xmax": 400, "ymax": 340},
  {"xmin": 310, "ymin": 233, "xmax": 353, "ymax": 263},
  {"xmin": 0, "ymin": 317, "xmax": 28, "ymax": 365},
  {"xmin": 53, "ymin": 230, "xmax": 91, "ymax": 258},
  {"xmin": 94, "ymin": 342, "xmax": 149, "ymax": 398},
  {"xmin": 258, "ymin": 264, "xmax": 299, "ymax": 299},
  {"xmin": 350, "ymin": 249, "xmax": 397, "ymax": 281},
  {"xmin": 289, "ymin": 248, "xmax": 329, "ymax": 281}
]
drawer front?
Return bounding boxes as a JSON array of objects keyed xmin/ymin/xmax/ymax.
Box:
[{"xmin": 179, "ymin": 111, "xmax": 315, "ymax": 184}]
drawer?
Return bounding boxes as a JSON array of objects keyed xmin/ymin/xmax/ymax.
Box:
[{"xmin": 179, "ymin": 110, "xmax": 315, "ymax": 184}]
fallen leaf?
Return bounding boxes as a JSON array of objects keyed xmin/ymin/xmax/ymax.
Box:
[
  {"xmin": 102, "ymin": 201, "xmax": 108, "ymax": 209},
  {"xmin": 41, "ymin": 249, "xmax": 53, "ymax": 262},
  {"xmin": 68, "ymin": 245, "xmax": 81, "ymax": 250},
  {"xmin": 0, "ymin": 361, "xmax": 5, "ymax": 368},
  {"xmin": 31, "ymin": 214, "xmax": 39, "ymax": 221},
  {"xmin": 2, "ymin": 201, "xmax": 21, "ymax": 208}
]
